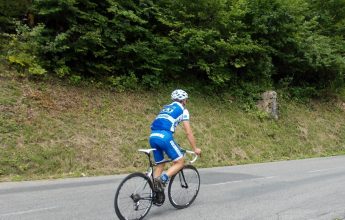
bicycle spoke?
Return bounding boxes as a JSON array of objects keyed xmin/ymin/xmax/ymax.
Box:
[
  {"xmin": 115, "ymin": 173, "xmax": 153, "ymax": 220},
  {"xmin": 168, "ymin": 165, "xmax": 200, "ymax": 209}
]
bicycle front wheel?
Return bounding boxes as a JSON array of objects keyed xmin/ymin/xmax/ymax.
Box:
[
  {"xmin": 114, "ymin": 172, "xmax": 153, "ymax": 220},
  {"xmin": 168, "ymin": 165, "xmax": 200, "ymax": 209}
]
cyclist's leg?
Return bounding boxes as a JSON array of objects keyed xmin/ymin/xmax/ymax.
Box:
[
  {"xmin": 165, "ymin": 140, "xmax": 185, "ymax": 178},
  {"xmin": 154, "ymin": 163, "xmax": 165, "ymax": 178},
  {"xmin": 149, "ymin": 137, "xmax": 165, "ymax": 178},
  {"xmin": 166, "ymin": 157, "xmax": 184, "ymax": 177}
]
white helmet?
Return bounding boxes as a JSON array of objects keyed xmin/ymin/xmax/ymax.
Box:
[{"xmin": 171, "ymin": 89, "xmax": 188, "ymax": 101}]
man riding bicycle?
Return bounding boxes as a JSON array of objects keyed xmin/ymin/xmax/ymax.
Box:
[{"xmin": 149, "ymin": 89, "xmax": 202, "ymax": 191}]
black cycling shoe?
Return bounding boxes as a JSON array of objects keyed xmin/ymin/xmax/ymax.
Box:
[
  {"xmin": 153, "ymin": 177, "xmax": 165, "ymax": 192},
  {"xmin": 153, "ymin": 178, "xmax": 166, "ymax": 206}
]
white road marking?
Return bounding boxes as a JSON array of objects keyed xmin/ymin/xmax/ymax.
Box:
[
  {"xmin": 0, "ymin": 207, "xmax": 58, "ymax": 217},
  {"xmin": 252, "ymin": 176, "xmax": 276, "ymax": 181},
  {"xmin": 205, "ymin": 165, "xmax": 345, "ymax": 187},
  {"xmin": 210, "ymin": 180, "xmax": 244, "ymax": 186},
  {"xmin": 308, "ymin": 167, "xmax": 344, "ymax": 173},
  {"xmin": 206, "ymin": 176, "xmax": 277, "ymax": 186},
  {"xmin": 308, "ymin": 169, "xmax": 328, "ymax": 173}
]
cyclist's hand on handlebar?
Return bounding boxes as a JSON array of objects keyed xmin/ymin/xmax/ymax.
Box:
[{"xmin": 194, "ymin": 148, "xmax": 201, "ymax": 156}]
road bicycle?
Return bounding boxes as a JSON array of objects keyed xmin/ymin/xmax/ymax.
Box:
[{"xmin": 114, "ymin": 148, "xmax": 200, "ymax": 220}]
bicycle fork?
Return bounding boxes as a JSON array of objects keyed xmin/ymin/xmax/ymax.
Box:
[{"xmin": 178, "ymin": 170, "xmax": 189, "ymax": 188}]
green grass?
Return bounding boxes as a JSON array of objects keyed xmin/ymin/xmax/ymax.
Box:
[{"xmin": 1, "ymin": 66, "xmax": 345, "ymax": 181}]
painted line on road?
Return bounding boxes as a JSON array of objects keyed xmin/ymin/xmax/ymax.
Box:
[
  {"xmin": 209, "ymin": 180, "xmax": 244, "ymax": 186},
  {"xmin": 0, "ymin": 206, "xmax": 58, "ymax": 217},
  {"xmin": 308, "ymin": 167, "xmax": 344, "ymax": 173},
  {"xmin": 207, "ymin": 176, "xmax": 277, "ymax": 186},
  {"xmin": 308, "ymin": 169, "xmax": 328, "ymax": 173},
  {"xmin": 252, "ymin": 176, "xmax": 276, "ymax": 181}
]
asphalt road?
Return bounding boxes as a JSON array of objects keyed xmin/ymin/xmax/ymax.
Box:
[{"xmin": 1, "ymin": 155, "xmax": 345, "ymax": 220}]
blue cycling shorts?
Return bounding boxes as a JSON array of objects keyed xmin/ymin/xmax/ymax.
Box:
[{"xmin": 149, "ymin": 130, "xmax": 183, "ymax": 163}]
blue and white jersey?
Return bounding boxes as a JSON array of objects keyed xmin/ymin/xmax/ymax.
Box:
[{"xmin": 151, "ymin": 102, "xmax": 189, "ymax": 132}]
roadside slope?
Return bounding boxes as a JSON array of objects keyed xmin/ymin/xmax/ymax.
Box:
[{"xmin": 1, "ymin": 72, "xmax": 345, "ymax": 181}]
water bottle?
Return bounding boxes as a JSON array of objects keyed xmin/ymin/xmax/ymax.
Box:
[{"xmin": 145, "ymin": 167, "xmax": 153, "ymax": 177}]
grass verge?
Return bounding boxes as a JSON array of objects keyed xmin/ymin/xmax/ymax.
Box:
[{"xmin": 1, "ymin": 66, "xmax": 345, "ymax": 181}]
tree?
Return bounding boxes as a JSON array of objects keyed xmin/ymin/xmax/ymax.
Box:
[{"xmin": 0, "ymin": 0, "xmax": 31, "ymax": 33}]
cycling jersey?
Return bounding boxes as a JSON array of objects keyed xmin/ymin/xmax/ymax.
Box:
[
  {"xmin": 151, "ymin": 102, "xmax": 189, "ymax": 132},
  {"xmin": 150, "ymin": 101, "xmax": 189, "ymax": 162}
]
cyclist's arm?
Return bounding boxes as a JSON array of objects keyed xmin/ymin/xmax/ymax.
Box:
[{"xmin": 182, "ymin": 121, "xmax": 201, "ymax": 155}]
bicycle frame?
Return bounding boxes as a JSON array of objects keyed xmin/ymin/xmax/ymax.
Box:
[
  {"xmin": 140, "ymin": 149, "xmax": 172, "ymax": 182},
  {"xmin": 138, "ymin": 148, "xmax": 198, "ymax": 183}
]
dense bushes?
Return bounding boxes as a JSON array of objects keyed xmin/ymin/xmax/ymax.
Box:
[
  {"xmin": 0, "ymin": 0, "xmax": 31, "ymax": 33},
  {"xmin": 2, "ymin": 0, "xmax": 345, "ymax": 93}
]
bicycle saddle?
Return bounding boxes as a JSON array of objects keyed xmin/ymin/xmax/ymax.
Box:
[{"xmin": 138, "ymin": 149, "xmax": 156, "ymax": 154}]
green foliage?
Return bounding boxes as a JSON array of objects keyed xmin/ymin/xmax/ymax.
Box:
[
  {"xmin": 69, "ymin": 75, "xmax": 82, "ymax": 85},
  {"xmin": 298, "ymin": 0, "xmax": 345, "ymax": 89},
  {"xmin": 2, "ymin": 0, "xmax": 345, "ymax": 97},
  {"xmin": 288, "ymin": 86, "xmax": 319, "ymax": 101},
  {"xmin": 294, "ymin": 33, "xmax": 345, "ymax": 88},
  {"xmin": 5, "ymin": 22, "xmax": 47, "ymax": 76},
  {"xmin": 141, "ymin": 73, "xmax": 162, "ymax": 88},
  {"xmin": 0, "ymin": 0, "xmax": 31, "ymax": 33},
  {"xmin": 306, "ymin": 0, "xmax": 345, "ymax": 36},
  {"xmin": 107, "ymin": 72, "xmax": 139, "ymax": 92}
]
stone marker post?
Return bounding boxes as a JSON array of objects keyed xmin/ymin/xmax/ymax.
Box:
[{"xmin": 257, "ymin": 91, "xmax": 279, "ymax": 120}]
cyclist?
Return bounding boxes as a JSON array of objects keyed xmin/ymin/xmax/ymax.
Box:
[{"xmin": 149, "ymin": 89, "xmax": 202, "ymax": 191}]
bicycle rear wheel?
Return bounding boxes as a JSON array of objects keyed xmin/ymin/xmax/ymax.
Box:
[
  {"xmin": 114, "ymin": 172, "xmax": 153, "ymax": 220},
  {"xmin": 168, "ymin": 165, "xmax": 200, "ymax": 209}
]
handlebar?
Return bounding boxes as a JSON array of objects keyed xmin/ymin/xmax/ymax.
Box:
[{"xmin": 183, "ymin": 150, "xmax": 198, "ymax": 164}]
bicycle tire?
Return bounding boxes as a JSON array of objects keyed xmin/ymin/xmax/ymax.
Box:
[
  {"xmin": 168, "ymin": 165, "xmax": 200, "ymax": 209},
  {"xmin": 114, "ymin": 172, "xmax": 153, "ymax": 220}
]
